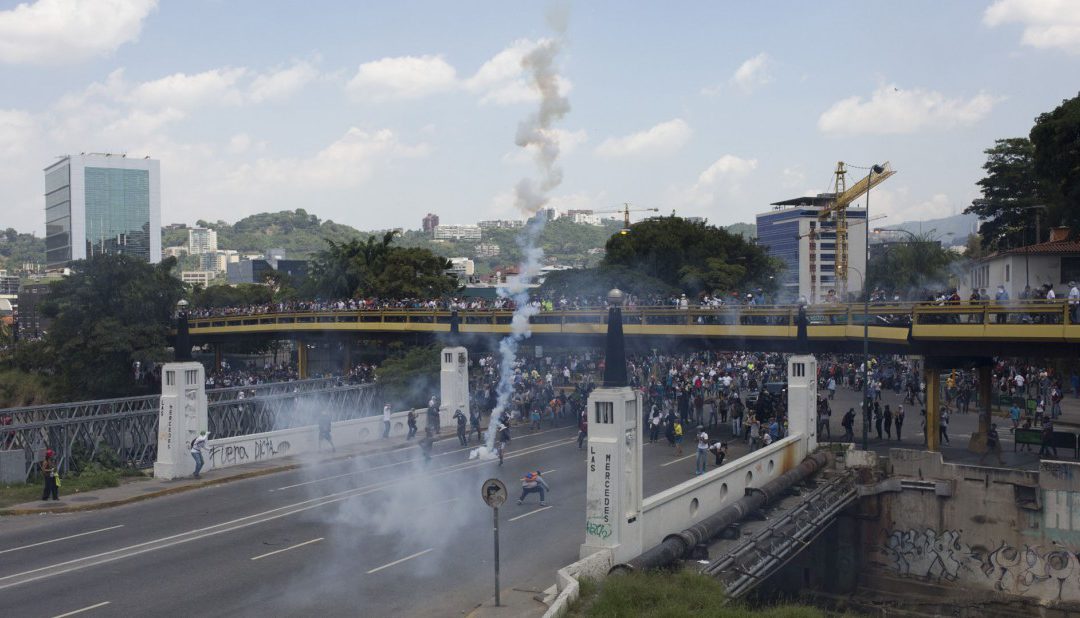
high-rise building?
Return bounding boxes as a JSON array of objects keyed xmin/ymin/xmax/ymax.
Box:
[
  {"xmin": 187, "ymin": 227, "xmax": 218, "ymax": 255},
  {"xmin": 422, "ymin": 213, "xmax": 440, "ymax": 234},
  {"xmin": 756, "ymin": 195, "xmax": 866, "ymax": 303},
  {"xmin": 44, "ymin": 154, "xmax": 161, "ymax": 268},
  {"xmin": 433, "ymin": 224, "xmax": 482, "ymax": 242}
]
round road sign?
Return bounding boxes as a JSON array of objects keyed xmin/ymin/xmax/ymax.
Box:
[{"xmin": 482, "ymin": 478, "xmax": 508, "ymax": 508}]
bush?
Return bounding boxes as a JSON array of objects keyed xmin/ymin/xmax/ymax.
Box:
[{"xmin": 74, "ymin": 463, "xmax": 120, "ymax": 490}]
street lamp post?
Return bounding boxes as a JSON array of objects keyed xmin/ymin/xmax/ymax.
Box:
[{"xmin": 862, "ymin": 164, "xmax": 885, "ymax": 451}]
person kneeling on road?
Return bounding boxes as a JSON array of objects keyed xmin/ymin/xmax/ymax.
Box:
[{"xmin": 517, "ymin": 470, "xmax": 549, "ymax": 506}]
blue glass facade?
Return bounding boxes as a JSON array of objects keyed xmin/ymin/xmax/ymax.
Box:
[{"xmin": 83, "ymin": 167, "xmax": 152, "ymax": 261}]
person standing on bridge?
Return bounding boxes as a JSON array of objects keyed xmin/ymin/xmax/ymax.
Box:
[
  {"xmin": 470, "ymin": 408, "xmax": 482, "ymax": 443},
  {"xmin": 577, "ymin": 411, "xmax": 588, "ymax": 449},
  {"xmin": 190, "ymin": 431, "xmax": 209, "ymax": 479},
  {"xmin": 406, "ymin": 408, "xmax": 418, "ymax": 440},
  {"xmin": 695, "ymin": 426, "xmax": 709, "ymax": 475},
  {"xmin": 939, "ymin": 407, "xmax": 951, "ymax": 446},
  {"xmin": 894, "ymin": 405, "xmax": 904, "ymax": 441},
  {"xmin": 41, "ymin": 449, "xmax": 59, "ymax": 501},
  {"xmin": 841, "ymin": 408, "xmax": 856, "ymax": 442},
  {"xmin": 318, "ymin": 411, "xmax": 335, "ymax": 452},
  {"xmin": 454, "ymin": 409, "xmax": 468, "ymax": 446},
  {"xmin": 382, "ymin": 403, "xmax": 392, "ymax": 439}
]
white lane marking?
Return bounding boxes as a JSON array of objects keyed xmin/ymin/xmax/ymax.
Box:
[
  {"xmin": 51, "ymin": 601, "xmax": 111, "ymax": 618},
  {"xmin": 271, "ymin": 426, "xmax": 574, "ymax": 492},
  {"xmin": 0, "ymin": 436, "xmax": 576, "ymax": 591},
  {"xmin": 508, "ymin": 506, "xmax": 552, "ymax": 522},
  {"xmin": 366, "ymin": 548, "xmax": 433, "ymax": 574},
  {"xmin": 0, "ymin": 526, "xmax": 125, "ymax": 556},
  {"xmin": 660, "ymin": 453, "xmax": 697, "ymax": 467},
  {"xmin": 250, "ymin": 537, "xmax": 324, "ymax": 561}
]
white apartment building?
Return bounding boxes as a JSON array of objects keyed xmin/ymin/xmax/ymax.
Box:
[
  {"xmin": 434, "ymin": 224, "xmax": 482, "ymax": 242},
  {"xmin": 188, "ymin": 227, "xmax": 218, "ymax": 255},
  {"xmin": 180, "ymin": 270, "xmax": 215, "ymax": 287}
]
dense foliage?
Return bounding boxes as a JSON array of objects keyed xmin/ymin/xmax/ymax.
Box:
[
  {"xmin": 867, "ymin": 232, "xmax": 958, "ymax": 298},
  {"xmin": 305, "ymin": 232, "xmax": 461, "ymax": 299},
  {"xmin": 0, "ymin": 228, "xmax": 45, "ymax": 272},
  {"xmin": 182, "ymin": 209, "xmax": 368, "ymax": 256},
  {"xmin": 34, "ymin": 255, "xmax": 184, "ymax": 399},
  {"xmin": 1031, "ymin": 92, "xmax": 1080, "ymax": 233},
  {"xmin": 190, "ymin": 283, "xmax": 274, "ymax": 308},
  {"xmin": 965, "ymin": 138, "xmax": 1047, "ymax": 250},
  {"xmin": 967, "ymin": 93, "xmax": 1080, "ymax": 250},
  {"xmin": 600, "ymin": 216, "xmax": 780, "ymax": 298}
]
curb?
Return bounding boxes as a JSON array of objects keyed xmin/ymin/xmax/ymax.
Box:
[{"xmin": 0, "ymin": 434, "xmax": 451, "ymax": 516}]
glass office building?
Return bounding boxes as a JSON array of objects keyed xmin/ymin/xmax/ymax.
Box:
[
  {"xmin": 44, "ymin": 154, "xmax": 161, "ymax": 269},
  {"xmin": 756, "ymin": 195, "xmax": 866, "ymax": 303}
]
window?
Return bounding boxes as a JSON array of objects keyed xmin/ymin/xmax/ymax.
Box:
[
  {"xmin": 165, "ymin": 371, "xmax": 175, "ymax": 386},
  {"xmin": 1005, "ymin": 263, "xmax": 1010, "ymax": 283},
  {"xmin": 595, "ymin": 401, "xmax": 613, "ymax": 425},
  {"xmin": 793, "ymin": 363, "xmax": 805, "ymax": 377},
  {"xmin": 185, "ymin": 369, "xmax": 198, "ymax": 385}
]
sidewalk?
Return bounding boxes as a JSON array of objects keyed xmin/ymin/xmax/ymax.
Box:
[
  {"xmin": 2, "ymin": 433, "xmax": 446, "ymax": 516},
  {"xmin": 466, "ymin": 586, "xmax": 551, "ymax": 618}
]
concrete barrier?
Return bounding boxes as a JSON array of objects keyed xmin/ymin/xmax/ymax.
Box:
[
  {"xmin": 640, "ymin": 435, "xmax": 804, "ymax": 550},
  {"xmin": 543, "ymin": 549, "xmax": 613, "ymax": 618},
  {"xmin": 202, "ymin": 408, "xmax": 425, "ymax": 473}
]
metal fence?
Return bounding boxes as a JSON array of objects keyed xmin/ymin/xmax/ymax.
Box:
[{"xmin": 0, "ymin": 378, "xmax": 378, "ymax": 482}]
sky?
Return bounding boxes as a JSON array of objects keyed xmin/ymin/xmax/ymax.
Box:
[{"xmin": 1, "ymin": 0, "xmax": 1079, "ymax": 236}]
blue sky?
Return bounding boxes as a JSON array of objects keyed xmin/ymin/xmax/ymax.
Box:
[{"xmin": 1, "ymin": 0, "xmax": 1078, "ymax": 236}]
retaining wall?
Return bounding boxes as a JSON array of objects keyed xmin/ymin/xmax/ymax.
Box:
[
  {"xmin": 640, "ymin": 435, "xmax": 805, "ymax": 550},
  {"xmin": 202, "ymin": 408, "xmax": 426, "ymax": 473}
]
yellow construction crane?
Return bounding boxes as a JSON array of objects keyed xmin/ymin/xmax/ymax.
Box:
[
  {"xmin": 593, "ymin": 203, "xmax": 661, "ymax": 234},
  {"xmin": 816, "ymin": 161, "xmax": 896, "ymax": 298},
  {"xmin": 794, "ymin": 214, "xmax": 886, "ymax": 303}
]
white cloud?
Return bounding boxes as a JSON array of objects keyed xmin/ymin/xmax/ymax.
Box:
[
  {"xmin": 0, "ymin": 109, "xmax": 36, "ymax": 158},
  {"xmin": 346, "ymin": 55, "xmax": 457, "ymax": 102},
  {"xmin": 228, "ymin": 127, "xmax": 430, "ymax": 189},
  {"xmin": 594, "ymin": 119, "xmax": 691, "ymax": 158},
  {"xmin": 248, "ymin": 61, "xmax": 320, "ymax": 103},
  {"xmin": 678, "ymin": 154, "xmax": 759, "ymax": 207},
  {"xmin": 985, "ymin": 0, "xmax": 1080, "ymax": 55},
  {"xmin": 818, "ymin": 84, "xmax": 998, "ymax": 135},
  {"xmin": 731, "ymin": 52, "xmax": 772, "ymax": 93},
  {"xmin": 0, "ymin": 0, "xmax": 157, "ymax": 65},
  {"xmin": 782, "ymin": 166, "xmax": 806, "ymax": 188},
  {"xmin": 129, "ymin": 68, "xmax": 248, "ymax": 109},
  {"xmin": 851, "ymin": 187, "xmax": 956, "ymax": 224}
]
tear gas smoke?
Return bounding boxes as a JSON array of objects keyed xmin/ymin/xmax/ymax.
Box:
[{"xmin": 471, "ymin": 33, "xmax": 570, "ymax": 461}]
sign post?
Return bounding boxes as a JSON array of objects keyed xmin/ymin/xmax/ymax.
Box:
[{"xmin": 482, "ymin": 478, "xmax": 508, "ymax": 607}]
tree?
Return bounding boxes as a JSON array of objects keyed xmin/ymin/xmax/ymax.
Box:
[
  {"xmin": 965, "ymin": 138, "xmax": 1048, "ymax": 251},
  {"xmin": 866, "ymin": 233, "xmax": 957, "ymax": 299},
  {"xmin": 539, "ymin": 265, "xmax": 678, "ymax": 300},
  {"xmin": 1031, "ymin": 93, "xmax": 1080, "ymax": 233},
  {"xmin": 602, "ymin": 216, "xmax": 780, "ymax": 297},
  {"xmin": 38, "ymin": 255, "xmax": 185, "ymax": 399},
  {"xmin": 306, "ymin": 232, "xmax": 460, "ymax": 299}
]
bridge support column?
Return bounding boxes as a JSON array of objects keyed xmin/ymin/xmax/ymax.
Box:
[
  {"xmin": 440, "ymin": 346, "xmax": 469, "ymax": 429},
  {"xmin": 925, "ymin": 367, "xmax": 940, "ymax": 452},
  {"xmin": 967, "ymin": 363, "xmax": 994, "ymax": 455},
  {"xmin": 154, "ymin": 362, "xmax": 207, "ymax": 479},
  {"xmin": 787, "ymin": 354, "xmax": 818, "ymax": 455},
  {"xmin": 297, "ymin": 340, "xmax": 308, "ymax": 379}
]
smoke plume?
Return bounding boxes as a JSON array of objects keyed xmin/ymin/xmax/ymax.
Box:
[{"xmin": 472, "ymin": 27, "xmax": 570, "ymax": 461}]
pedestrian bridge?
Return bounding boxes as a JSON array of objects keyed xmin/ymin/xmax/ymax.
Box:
[{"xmin": 186, "ymin": 301, "xmax": 1080, "ymax": 357}]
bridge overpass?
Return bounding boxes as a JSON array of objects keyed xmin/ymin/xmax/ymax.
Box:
[{"xmin": 186, "ymin": 301, "xmax": 1080, "ymax": 359}]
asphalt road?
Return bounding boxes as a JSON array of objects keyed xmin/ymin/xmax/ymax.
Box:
[{"xmin": 0, "ymin": 420, "xmax": 723, "ymax": 618}]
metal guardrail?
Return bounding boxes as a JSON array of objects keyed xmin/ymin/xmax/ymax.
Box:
[
  {"xmin": 186, "ymin": 301, "xmax": 1079, "ymax": 331},
  {"xmin": 0, "ymin": 378, "xmax": 377, "ymax": 482}
]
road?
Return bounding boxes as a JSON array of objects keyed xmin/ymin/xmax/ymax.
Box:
[
  {"xmin": 0, "ymin": 385, "xmax": 1024, "ymax": 618},
  {"xmin": 0, "ymin": 421, "xmax": 714, "ymax": 618}
]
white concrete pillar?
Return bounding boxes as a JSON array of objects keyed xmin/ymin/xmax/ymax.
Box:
[
  {"xmin": 440, "ymin": 347, "xmax": 469, "ymax": 429},
  {"xmin": 787, "ymin": 354, "xmax": 818, "ymax": 456},
  {"xmin": 154, "ymin": 362, "xmax": 207, "ymax": 479},
  {"xmin": 581, "ymin": 386, "xmax": 643, "ymax": 562}
]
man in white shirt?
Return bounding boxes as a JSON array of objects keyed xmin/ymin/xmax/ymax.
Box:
[
  {"xmin": 190, "ymin": 431, "xmax": 210, "ymax": 478},
  {"xmin": 1069, "ymin": 282, "xmax": 1080, "ymax": 323}
]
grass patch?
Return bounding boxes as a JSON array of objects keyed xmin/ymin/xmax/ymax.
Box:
[
  {"xmin": 568, "ymin": 570, "xmax": 831, "ymax": 618},
  {"xmin": 0, "ymin": 466, "xmax": 149, "ymax": 509}
]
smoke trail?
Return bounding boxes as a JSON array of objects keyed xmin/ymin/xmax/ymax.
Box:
[{"xmin": 471, "ymin": 33, "xmax": 570, "ymax": 461}]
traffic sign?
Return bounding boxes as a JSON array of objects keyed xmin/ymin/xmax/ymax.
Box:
[{"xmin": 482, "ymin": 478, "xmax": 508, "ymax": 508}]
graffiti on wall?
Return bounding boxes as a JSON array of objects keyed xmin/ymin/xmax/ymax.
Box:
[
  {"xmin": 208, "ymin": 438, "xmax": 291, "ymax": 468},
  {"xmin": 883, "ymin": 528, "xmax": 1080, "ymax": 601}
]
